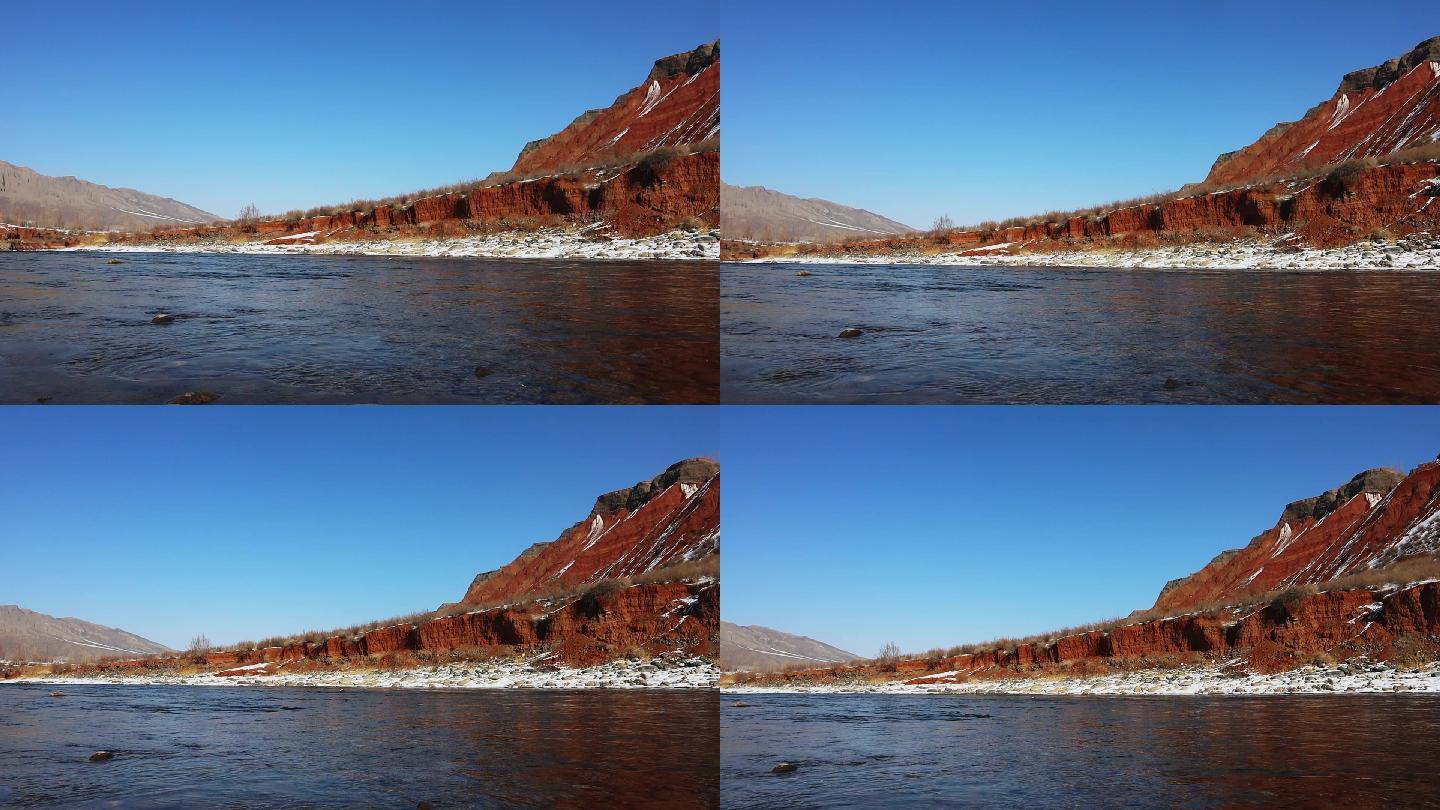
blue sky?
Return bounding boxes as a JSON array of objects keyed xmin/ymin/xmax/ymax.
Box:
[
  {"xmin": 722, "ymin": 1, "xmax": 1439, "ymax": 228},
  {"xmin": 4, "ymin": 1, "xmax": 715, "ymax": 219},
  {"xmin": 720, "ymin": 407, "xmax": 1440, "ymax": 658},
  {"xmin": 0, "ymin": 407, "xmax": 716, "ymax": 650}
]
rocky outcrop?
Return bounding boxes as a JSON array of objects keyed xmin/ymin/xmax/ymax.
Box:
[
  {"xmin": 730, "ymin": 38, "xmax": 1440, "ymax": 261},
  {"xmin": 749, "ymin": 160, "xmax": 1440, "ymax": 260},
  {"xmin": 511, "ymin": 42, "xmax": 719, "ymax": 176},
  {"xmin": 462, "ymin": 458, "xmax": 719, "ymax": 605},
  {"xmin": 748, "ymin": 580, "xmax": 1440, "ymax": 686},
  {"xmin": 98, "ymin": 149, "xmax": 717, "ymax": 248},
  {"xmin": 740, "ymin": 457, "xmax": 1440, "ymax": 686},
  {"xmin": 1207, "ymin": 38, "xmax": 1440, "ymax": 186},
  {"xmin": 32, "ymin": 459, "xmax": 721, "ymax": 678},
  {"xmin": 1152, "ymin": 461, "xmax": 1438, "ymax": 613},
  {"xmin": 37, "ymin": 43, "xmax": 719, "ymax": 252},
  {"xmin": 2, "ymin": 224, "xmax": 84, "ymax": 251},
  {"xmin": 73, "ymin": 580, "xmax": 717, "ymax": 675}
]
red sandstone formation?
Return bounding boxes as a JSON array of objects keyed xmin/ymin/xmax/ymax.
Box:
[
  {"xmin": 2, "ymin": 224, "xmax": 83, "ymax": 251},
  {"xmin": 1152, "ymin": 462, "xmax": 1439, "ymax": 613},
  {"xmin": 727, "ymin": 38, "xmax": 1440, "ymax": 261},
  {"xmin": 462, "ymin": 458, "xmax": 719, "ymax": 605},
  {"xmin": 1206, "ymin": 37, "xmax": 1440, "ymax": 186},
  {"xmin": 740, "ymin": 458, "xmax": 1440, "ymax": 685},
  {"xmin": 36, "ymin": 460, "xmax": 720, "ymax": 678},
  {"xmin": 26, "ymin": 43, "xmax": 719, "ymax": 253},
  {"xmin": 737, "ymin": 159, "xmax": 1440, "ymax": 259},
  {"xmin": 510, "ymin": 41, "xmax": 718, "ymax": 176},
  {"xmin": 752, "ymin": 580, "xmax": 1440, "ymax": 685}
]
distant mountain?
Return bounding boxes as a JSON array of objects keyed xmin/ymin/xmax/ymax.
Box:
[
  {"xmin": 720, "ymin": 183, "xmax": 914, "ymax": 243},
  {"xmin": 0, "ymin": 160, "xmax": 217, "ymax": 232},
  {"xmin": 0, "ymin": 605, "xmax": 172, "ymax": 663},
  {"xmin": 720, "ymin": 621, "xmax": 861, "ymax": 672},
  {"xmin": 1206, "ymin": 36, "xmax": 1440, "ymax": 186}
]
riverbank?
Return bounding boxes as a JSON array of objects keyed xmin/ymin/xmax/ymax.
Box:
[
  {"xmin": 59, "ymin": 226, "xmax": 718, "ymax": 261},
  {"xmin": 725, "ymin": 659, "xmax": 1440, "ymax": 696},
  {"xmin": 743, "ymin": 232, "xmax": 1440, "ymax": 270},
  {"xmin": 9, "ymin": 654, "xmax": 718, "ymax": 690}
]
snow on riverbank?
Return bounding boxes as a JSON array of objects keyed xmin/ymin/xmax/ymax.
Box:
[
  {"xmin": 9, "ymin": 656, "xmax": 718, "ymax": 690},
  {"xmin": 725, "ymin": 660, "xmax": 1440, "ymax": 697},
  {"xmin": 748, "ymin": 234, "xmax": 1440, "ymax": 270},
  {"xmin": 60, "ymin": 227, "xmax": 718, "ymax": 261}
]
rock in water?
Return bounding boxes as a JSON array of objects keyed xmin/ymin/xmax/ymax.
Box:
[
  {"xmin": 1163, "ymin": 377, "xmax": 1182, "ymax": 390},
  {"xmin": 150, "ymin": 313, "xmax": 175, "ymax": 325},
  {"xmin": 730, "ymin": 701, "xmax": 750, "ymax": 707},
  {"xmin": 772, "ymin": 762, "xmax": 797, "ymax": 774},
  {"xmin": 107, "ymin": 259, "xmax": 125, "ymax": 265},
  {"xmin": 796, "ymin": 270, "xmax": 813, "ymax": 277},
  {"xmin": 89, "ymin": 751, "xmax": 114, "ymax": 762},
  {"xmin": 838, "ymin": 328, "xmax": 862, "ymax": 338},
  {"xmin": 169, "ymin": 391, "xmax": 220, "ymax": 405},
  {"xmin": 48, "ymin": 691, "xmax": 64, "ymax": 697},
  {"xmin": 473, "ymin": 366, "xmax": 493, "ymax": 379}
]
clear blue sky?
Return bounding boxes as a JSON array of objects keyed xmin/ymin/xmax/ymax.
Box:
[
  {"xmin": 720, "ymin": 407, "xmax": 1440, "ymax": 658},
  {"xmin": 5, "ymin": 1, "xmax": 715, "ymax": 219},
  {"xmin": 0, "ymin": 407, "xmax": 716, "ymax": 650},
  {"xmin": 722, "ymin": 1, "xmax": 1439, "ymax": 228}
]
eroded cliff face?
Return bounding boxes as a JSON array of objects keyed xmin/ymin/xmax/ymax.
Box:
[
  {"xmin": 82, "ymin": 580, "xmax": 717, "ymax": 676},
  {"xmin": 1154, "ymin": 462, "xmax": 1439, "ymax": 613},
  {"xmin": 1206, "ymin": 38, "xmax": 1440, "ymax": 186},
  {"xmin": 22, "ymin": 43, "xmax": 720, "ymax": 252},
  {"xmin": 752, "ymin": 581, "xmax": 1440, "ymax": 686},
  {"xmin": 463, "ymin": 458, "xmax": 719, "ymax": 605},
  {"xmin": 511, "ymin": 41, "xmax": 719, "ymax": 176},
  {"xmin": 744, "ymin": 459, "xmax": 1440, "ymax": 686},
  {"xmin": 94, "ymin": 149, "xmax": 717, "ymax": 248},
  {"xmin": 47, "ymin": 460, "xmax": 720, "ymax": 677},
  {"xmin": 760, "ymin": 160, "xmax": 1440, "ymax": 259},
  {"xmin": 2, "ymin": 224, "xmax": 82, "ymax": 250}
]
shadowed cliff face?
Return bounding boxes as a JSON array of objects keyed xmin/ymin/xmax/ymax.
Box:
[{"xmin": 1207, "ymin": 37, "xmax": 1440, "ymax": 186}]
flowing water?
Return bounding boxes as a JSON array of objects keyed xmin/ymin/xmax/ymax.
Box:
[
  {"xmin": 722, "ymin": 262, "xmax": 1440, "ymax": 403},
  {"xmin": 721, "ymin": 692, "xmax": 1440, "ymax": 808},
  {"xmin": 0, "ymin": 683, "xmax": 718, "ymax": 808},
  {"xmin": 0, "ymin": 252, "xmax": 718, "ymax": 404}
]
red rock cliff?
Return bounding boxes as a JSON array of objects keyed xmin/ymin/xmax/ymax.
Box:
[
  {"xmin": 510, "ymin": 41, "xmax": 719, "ymax": 176},
  {"xmin": 462, "ymin": 458, "xmax": 719, "ymax": 605},
  {"xmin": 1206, "ymin": 37, "xmax": 1440, "ymax": 186},
  {"xmin": 742, "ymin": 457, "xmax": 1440, "ymax": 684},
  {"xmin": 1153, "ymin": 460, "xmax": 1440, "ymax": 613}
]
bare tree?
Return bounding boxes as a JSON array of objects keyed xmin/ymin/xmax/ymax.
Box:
[
  {"xmin": 930, "ymin": 215, "xmax": 955, "ymax": 236},
  {"xmin": 237, "ymin": 204, "xmax": 260, "ymax": 223},
  {"xmin": 877, "ymin": 641, "xmax": 901, "ymax": 662},
  {"xmin": 188, "ymin": 634, "xmax": 211, "ymax": 654}
]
